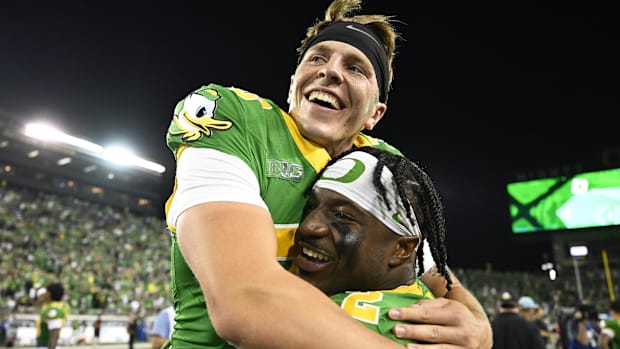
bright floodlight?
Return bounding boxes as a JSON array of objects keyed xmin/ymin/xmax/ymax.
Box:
[
  {"xmin": 101, "ymin": 146, "xmax": 136, "ymax": 166},
  {"xmin": 24, "ymin": 123, "xmax": 103, "ymax": 153},
  {"xmin": 23, "ymin": 122, "xmax": 166, "ymax": 174},
  {"xmin": 102, "ymin": 146, "xmax": 166, "ymax": 174},
  {"xmin": 569, "ymin": 245, "xmax": 588, "ymax": 257}
]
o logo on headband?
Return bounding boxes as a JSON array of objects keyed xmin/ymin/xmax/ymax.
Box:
[{"xmin": 320, "ymin": 158, "xmax": 365, "ymax": 184}]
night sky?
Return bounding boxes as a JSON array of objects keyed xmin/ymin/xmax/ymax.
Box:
[{"xmin": 1, "ymin": 1, "xmax": 617, "ymax": 272}]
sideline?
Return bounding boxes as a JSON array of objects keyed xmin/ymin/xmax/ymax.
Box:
[{"xmin": 17, "ymin": 342, "xmax": 151, "ymax": 349}]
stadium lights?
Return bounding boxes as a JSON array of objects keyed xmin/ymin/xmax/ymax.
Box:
[
  {"xmin": 23, "ymin": 122, "xmax": 166, "ymax": 174},
  {"xmin": 24, "ymin": 123, "xmax": 103, "ymax": 154},
  {"xmin": 570, "ymin": 245, "xmax": 588, "ymax": 257},
  {"xmin": 101, "ymin": 146, "xmax": 166, "ymax": 174},
  {"xmin": 569, "ymin": 244, "xmax": 588, "ymax": 301}
]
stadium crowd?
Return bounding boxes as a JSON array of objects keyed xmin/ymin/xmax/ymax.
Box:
[
  {"xmin": 0, "ymin": 183, "xmax": 617, "ymax": 347},
  {"xmin": 0, "ymin": 184, "xmax": 171, "ymax": 316}
]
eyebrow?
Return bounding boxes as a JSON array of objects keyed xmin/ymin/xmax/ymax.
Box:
[
  {"xmin": 324, "ymin": 196, "xmax": 367, "ymax": 216},
  {"xmin": 307, "ymin": 43, "xmax": 371, "ymax": 65}
]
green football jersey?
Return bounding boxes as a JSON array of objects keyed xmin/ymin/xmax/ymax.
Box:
[
  {"xmin": 36, "ymin": 301, "xmax": 69, "ymax": 347},
  {"xmin": 165, "ymin": 83, "xmax": 402, "ymax": 347},
  {"xmin": 330, "ymin": 280, "xmax": 435, "ymax": 345},
  {"xmin": 602, "ymin": 317, "xmax": 620, "ymax": 349}
]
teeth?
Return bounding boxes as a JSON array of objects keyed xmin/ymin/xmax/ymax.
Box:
[
  {"xmin": 308, "ymin": 91, "xmax": 341, "ymax": 110},
  {"xmin": 302, "ymin": 247, "xmax": 330, "ymax": 261}
]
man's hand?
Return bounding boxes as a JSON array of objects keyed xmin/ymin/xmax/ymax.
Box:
[
  {"xmin": 388, "ymin": 295, "xmax": 492, "ymax": 348},
  {"xmin": 388, "ymin": 268, "xmax": 492, "ymax": 348}
]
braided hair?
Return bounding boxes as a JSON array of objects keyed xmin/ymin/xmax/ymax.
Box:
[{"xmin": 315, "ymin": 146, "xmax": 453, "ymax": 291}]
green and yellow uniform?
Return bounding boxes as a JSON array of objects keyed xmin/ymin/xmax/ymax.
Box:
[
  {"xmin": 601, "ymin": 316, "xmax": 620, "ymax": 348},
  {"xmin": 331, "ymin": 280, "xmax": 434, "ymax": 345},
  {"xmin": 36, "ymin": 300, "xmax": 69, "ymax": 347},
  {"xmin": 165, "ymin": 83, "xmax": 402, "ymax": 347}
]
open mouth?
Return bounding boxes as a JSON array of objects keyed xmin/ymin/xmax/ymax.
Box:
[
  {"xmin": 307, "ymin": 91, "xmax": 342, "ymax": 110},
  {"xmin": 297, "ymin": 244, "xmax": 333, "ymax": 273},
  {"xmin": 302, "ymin": 246, "xmax": 331, "ymax": 262}
]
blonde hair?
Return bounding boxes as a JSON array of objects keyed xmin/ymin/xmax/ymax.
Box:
[{"xmin": 297, "ymin": 0, "xmax": 402, "ymax": 98}]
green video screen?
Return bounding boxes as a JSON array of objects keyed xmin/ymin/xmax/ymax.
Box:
[{"xmin": 507, "ymin": 168, "xmax": 620, "ymax": 233}]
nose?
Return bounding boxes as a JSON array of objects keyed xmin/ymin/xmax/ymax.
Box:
[
  {"xmin": 298, "ymin": 209, "xmax": 330, "ymax": 240},
  {"xmin": 316, "ymin": 57, "xmax": 344, "ymax": 84}
]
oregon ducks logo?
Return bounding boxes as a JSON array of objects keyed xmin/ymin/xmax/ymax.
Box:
[
  {"xmin": 319, "ymin": 158, "xmax": 365, "ymax": 184},
  {"xmin": 169, "ymin": 89, "xmax": 233, "ymax": 141}
]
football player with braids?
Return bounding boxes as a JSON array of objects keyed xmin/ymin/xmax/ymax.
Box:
[
  {"xmin": 164, "ymin": 0, "xmax": 491, "ymax": 347},
  {"xmin": 296, "ymin": 146, "xmax": 452, "ymax": 345}
]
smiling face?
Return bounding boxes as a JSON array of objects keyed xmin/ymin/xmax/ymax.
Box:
[
  {"xmin": 287, "ymin": 41, "xmax": 386, "ymax": 157},
  {"xmin": 295, "ymin": 187, "xmax": 416, "ymax": 296}
]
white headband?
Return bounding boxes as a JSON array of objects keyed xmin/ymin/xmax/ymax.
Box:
[{"xmin": 314, "ymin": 151, "xmax": 422, "ymax": 238}]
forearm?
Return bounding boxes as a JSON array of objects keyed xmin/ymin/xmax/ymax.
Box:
[
  {"xmin": 217, "ymin": 269, "xmax": 403, "ymax": 349},
  {"xmin": 576, "ymin": 323, "xmax": 589, "ymax": 344},
  {"xmin": 151, "ymin": 336, "xmax": 168, "ymax": 349},
  {"xmin": 444, "ymin": 283, "xmax": 487, "ymax": 320},
  {"xmin": 444, "ymin": 285, "xmax": 492, "ymax": 348},
  {"xmin": 599, "ymin": 335, "xmax": 610, "ymax": 349},
  {"xmin": 422, "ymin": 267, "xmax": 486, "ymax": 318}
]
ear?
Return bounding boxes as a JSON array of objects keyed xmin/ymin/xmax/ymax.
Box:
[
  {"xmin": 363, "ymin": 102, "xmax": 387, "ymax": 131},
  {"xmin": 388, "ymin": 236, "xmax": 418, "ymax": 267}
]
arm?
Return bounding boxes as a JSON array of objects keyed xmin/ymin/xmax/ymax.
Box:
[
  {"xmin": 388, "ymin": 267, "xmax": 492, "ymax": 348},
  {"xmin": 599, "ymin": 333, "xmax": 611, "ymax": 349},
  {"xmin": 151, "ymin": 335, "xmax": 169, "ymax": 349},
  {"xmin": 539, "ymin": 324, "xmax": 558, "ymax": 344},
  {"xmin": 48, "ymin": 328, "xmax": 61, "ymax": 349},
  {"xmin": 574, "ymin": 320, "xmax": 590, "ymax": 345},
  {"xmin": 177, "ymin": 201, "xmax": 405, "ymax": 349},
  {"xmin": 151, "ymin": 310, "xmax": 171, "ymax": 349},
  {"xmin": 599, "ymin": 324, "xmax": 614, "ymax": 349}
]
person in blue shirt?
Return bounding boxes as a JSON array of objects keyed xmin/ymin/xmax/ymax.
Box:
[{"xmin": 151, "ymin": 305, "xmax": 175, "ymax": 349}]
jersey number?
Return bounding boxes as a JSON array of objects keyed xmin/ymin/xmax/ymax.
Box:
[{"xmin": 340, "ymin": 291, "xmax": 383, "ymax": 325}]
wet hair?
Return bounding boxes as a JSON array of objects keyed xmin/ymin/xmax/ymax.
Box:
[
  {"xmin": 297, "ymin": 0, "xmax": 402, "ymax": 103},
  {"xmin": 47, "ymin": 282, "xmax": 65, "ymax": 301},
  {"xmin": 313, "ymin": 146, "xmax": 452, "ymax": 290}
]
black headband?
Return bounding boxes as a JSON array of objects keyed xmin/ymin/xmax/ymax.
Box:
[{"xmin": 298, "ymin": 22, "xmax": 389, "ymax": 103}]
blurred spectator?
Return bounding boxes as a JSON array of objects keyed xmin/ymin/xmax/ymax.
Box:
[
  {"xmin": 566, "ymin": 302, "xmax": 600, "ymax": 349},
  {"xmin": 126, "ymin": 312, "xmax": 139, "ymax": 349},
  {"xmin": 518, "ymin": 296, "xmax": 552, "ymax": 348},
  {"xmin": 491, "ymin": 291, "xmax": 545, "ymax": 349},
  {"xmin": 533, "ymin": 306, "xmax": 558, "ymax": 349},
  {"xmin": 150, "ymin": 305, "xmax": 175, "ymax": 349},
  {"xmin": 598, "ymin": 300, "xmax": 620, "ymax": 349},
  {"xmin": 75, "ymin": 320, "xmax": 88, "ymax": 344},
  {"xmin": 0, "ymin": 313, "xmax": 7, "ymax": 346},
  {"xmin": 93, "ymin": 314, "xmax": 102, "ymax": 347},
  {"xmin": 518, "ymin": 296, "xmax": 539, "ymax": 322}
]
